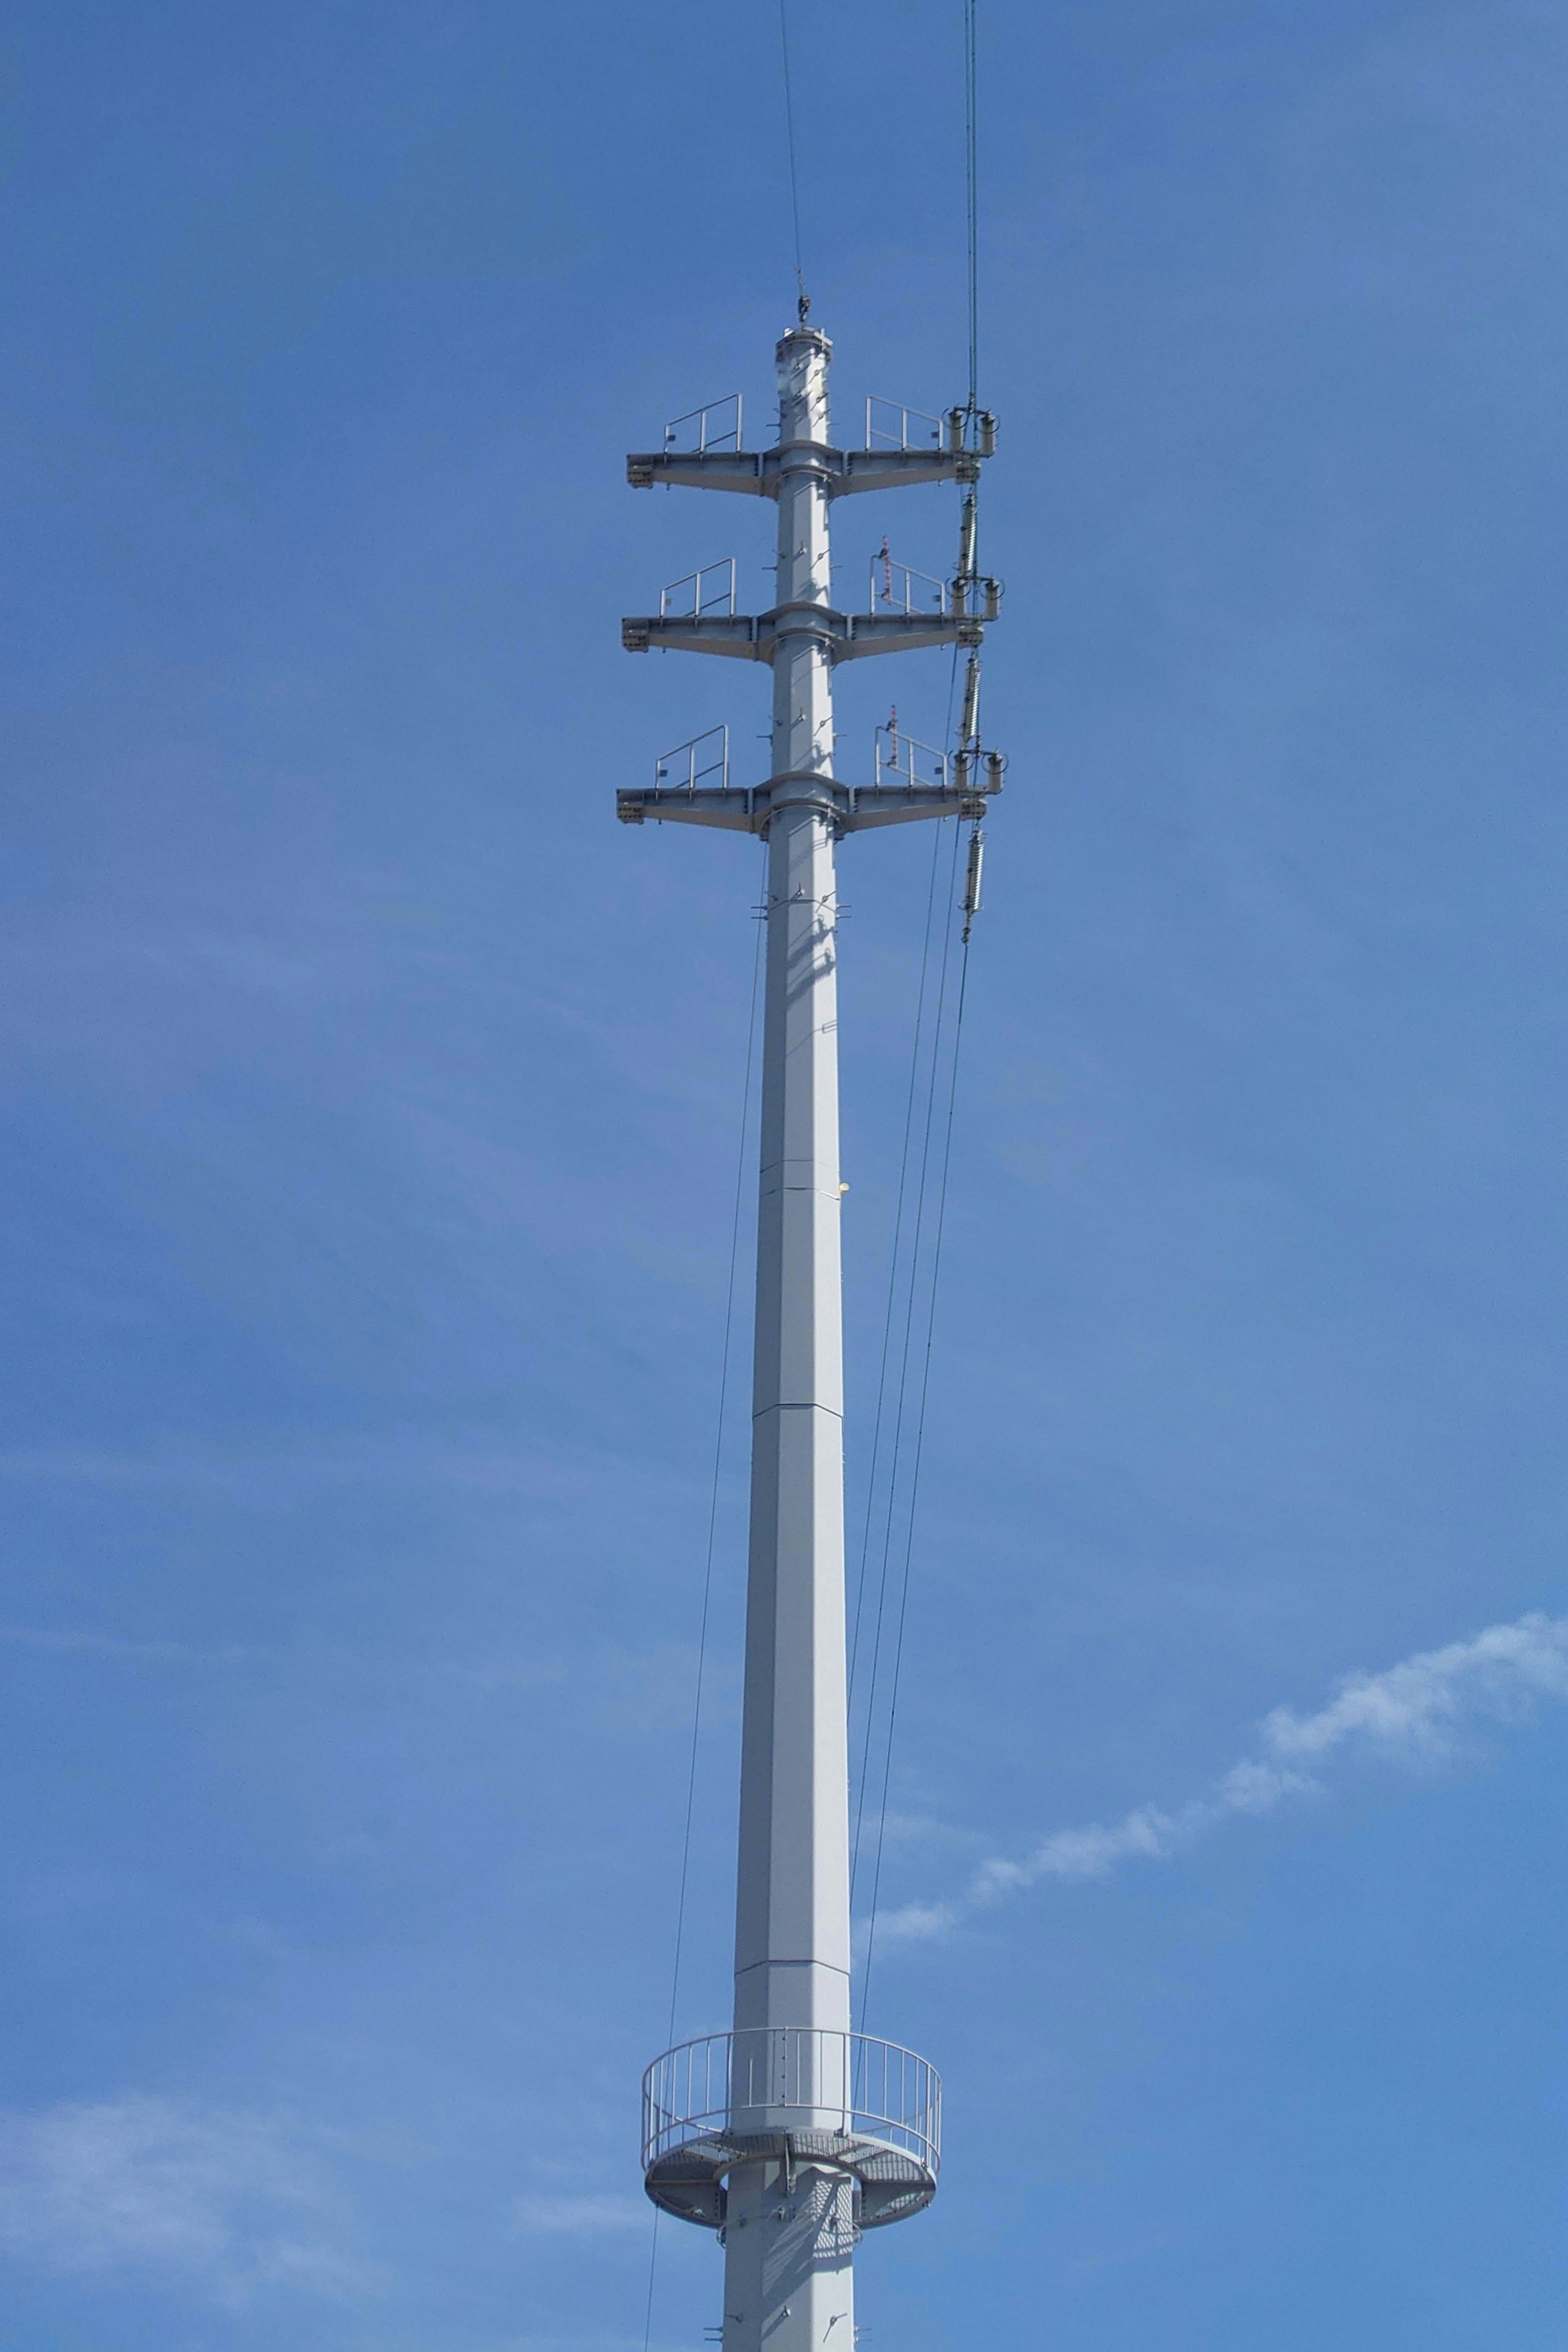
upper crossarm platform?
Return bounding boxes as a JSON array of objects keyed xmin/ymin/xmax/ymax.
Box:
[{"xmin": 626, "ymin": 445, "xmax": 985, "ymax": 497}]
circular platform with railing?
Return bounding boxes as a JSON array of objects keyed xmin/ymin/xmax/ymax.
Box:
[{"xmin": 641, "ymin": 2027, "xmax": 940, "ymax": 2231}]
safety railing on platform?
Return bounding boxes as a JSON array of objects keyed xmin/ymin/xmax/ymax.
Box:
[
  {"xmin": 642, "ymin": 2028, "xmax": 940, "ymax": 2177},
  {"xmin": 865, "ymin": 394, "xmax": 943, "ymax": 452},
  {"xmin": 873, "ymin": 721, "xmax": 949, "ymax": 794},
  {"xmin": 653, "ymin": 726, "xmax": 730, "ymax": 795},
  {"xmin": 664, "ymin": 394, "xmax": 743, "ymax": 454},
  {"xmin": 660, "ymin": 559, "xmax": 737, "ymax": 619},
  {"xmin": 868, "ymin": 546, "xmax": 948, "ymax": 617}
]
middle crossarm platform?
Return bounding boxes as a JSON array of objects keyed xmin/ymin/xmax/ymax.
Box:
[
  {"xmin": 621, "ymin": 605, "xmax": 979, "ymax": 660},
  {"xmin": 616, "ymin": 769, "xmax": 1001, "ymax": 835}
]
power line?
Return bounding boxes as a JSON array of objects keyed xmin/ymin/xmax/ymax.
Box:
[
  {"xmin": 779, "ymin": 0, "xmax": 808, "ymax": 314},
  {"xmin": 641, "ymin": 859, "xmax": 767, "ymax": 2352},
  {"xmin": 860, "ymin": 0, "xmax": 989, "ymax": 1972},
  {"xmin": 964, "ymin": 0, "xmax": 979, "ymax": 412},
  {"xmin": 857, "ymin": 0, "xmax": 991, "ymax": 2016},
  {"xmin": 662, "ymin": 861, "xmax": 766, "ymax": 2049},
  {"xmin": 639, "ymin": 2211, "xmax": 661, "ymax": 2352},
  {"xmin": 850, "ymin": 819, "xmax": 963, "ymax": 1920},
  {"xmin": 859, "ymin": 902, "xmax": 977, "ymax": 2031},
  {"xmin": 848, "ymin": 819, "xmax": 946, "ymax": 1706},
  {"xmin": 849, "ymin": 821, "xmax": 951, "ymax": 1900}
]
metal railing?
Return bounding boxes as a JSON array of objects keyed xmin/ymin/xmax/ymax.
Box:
[
  {"xmin": 873, "ymin": 721, "xmax": 949, "ymax": 794},
  {"xmin": 654, "ymin": 726, "xmax": 730, "ymax": 795},
  {"xmin": 869, "ymin": 548, "xmax": 947, "ymax": 617},
  {"xmin": 664, "ymin": 394, "xmax": 743, "ymax": 454},
  {"xmin": 642, "ymin": 2028, "xmax": 940, "ymax": 2177},
  {"xmin": 865, "ymin": 395, "xmax": 942, "ymax": 452},
  {"xmin": 659, "ymin": 559, "xmax": 737, "ymax": 620}
]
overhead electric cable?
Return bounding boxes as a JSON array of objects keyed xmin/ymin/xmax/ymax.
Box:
[
  {"xmin": 779, "ymin": 0, "xmax": 809, "ymax": 314},
  {"xmin": 850, "ymin": 817, "xmax": 964, "ymax": 1910},
  {"xmin": 964, "ymin": 0, "xmax": 979, "ymax": 413},
  {"xmin": 859, "ymin": 0, "xmax": 990, "ymax": 2026},
  {"xmin": 662, "ymin": 866, "xmax": 766, "ymax": 2051},
  {"xmin": 848, "ymin": 818, "xmax": 947, "ymax": 1708},
  {"xmin": 641, "ymin": 856, "xmax": 767, "ymax": 2352},
  {"xmin": 859, "ymin": 898, "xmax": 977, "ymax": 2032},
  {"xmin": 848, "ymin": 822, "xmax": 950, "ymax": 1890}
]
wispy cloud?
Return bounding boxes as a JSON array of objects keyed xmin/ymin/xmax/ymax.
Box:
[
  {"xmin": 0, "ymin": 1624, "xmax": 568, "ymax": 1693},
  {"xmin": 0, "ymin": 1626, "xmax": 269, "ymax": 1666},
  {"xmin": 0, "ymin": 1435, "xmax": 619, "ymax": 1501},
  {"xmin": 878, "ymin": 1610, "xmax": 1568, "ymax": 1944},
  {"xmin": 512, "ymin": 2192, "xmax": 650, "ymax": 2236},
  {"xmin": 0, "ymin": 2096, "xmax": 379, "ymax": 2305}
]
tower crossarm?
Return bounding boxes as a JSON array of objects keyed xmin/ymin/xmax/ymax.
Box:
[
  {"xmin": 621, "ymin": 606, "xmax": 979, "ymax": 661},
  {"xmin": 627, "ymin": 450, "xmax": 770, "ymax": 494},
  {"xmin": 836, "ymin": 609, "xmax": 980, "ymax": 659},
  {"xmin": 621, "ymin": 612, "xmax": 763, "ymax": 659},
  {"xmin": 616, "ymin": 786, "xmax": 758, "ymax": 831},
  {"xmin": 835, "ymin": 446, "xmax": 981, "ymax": 494},
  {"xmin": 617, "ymin": 767, "xmax": 1002, "ymax": 835},
  {"xmin": 626, "ymin": 444, "xmax": 982, "ymax": 497}
]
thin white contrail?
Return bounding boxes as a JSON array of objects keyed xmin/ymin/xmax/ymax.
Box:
[{"xmin": 878, "ymin": 1610, "xmax": 1568, "ymax": 1944}]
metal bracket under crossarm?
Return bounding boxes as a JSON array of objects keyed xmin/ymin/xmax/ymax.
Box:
[
  {"xmin": 621, "ymin": 604, "xmax": 980, "ymax": 662},
  {"xmin": 626, "ymin": 444, "xmax": 981, "ymax": 497}
]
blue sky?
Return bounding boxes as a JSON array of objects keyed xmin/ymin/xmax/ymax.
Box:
[{"xmin": 3, "ymin": 2, "xmax": 1567, "ymax": 2345}]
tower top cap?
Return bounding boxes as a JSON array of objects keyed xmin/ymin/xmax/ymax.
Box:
[{"xmin": 775, "ymin": 322, "xmax": 832, "ymax": 364}]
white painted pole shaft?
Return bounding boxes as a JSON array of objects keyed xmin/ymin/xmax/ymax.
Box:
[{"xmin": 723, "ymin": 325, "xmax": 855, "ymax": 2352}]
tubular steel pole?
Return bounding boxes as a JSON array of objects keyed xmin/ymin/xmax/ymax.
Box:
[
  {"xmin": 723, "ymin": 323, "xmax": 856, "ymax": 2352},
  {"xmin": 623, "ymin": 307, "xmax": 1000, "ymax": 2338}
]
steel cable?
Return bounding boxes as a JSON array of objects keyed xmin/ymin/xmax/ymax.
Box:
[
  {"xmin": 858, "ymin": 905, "xmax": 975, "ymax": 2029},
  {"xmin": 641, "ymin": 852, "xmax": 767, "ymax": 2352},
  {"xmin": 964, "ymin": 0, "xmax": 979, "ymax": 414},
  {"xmin": 849, "ymin": 819, "xmax": 963, "ymax": 1912},
  {"xmin": 848, "ymin": 817, "xmax": 946, "ymax": 1706},
  {"xmin": 858, "ymin": 0, "xmax": 987, "ymax": 2020},
  {"xmin": 779, "ymin": 0, "xmax": 808, "ymax": 311}
]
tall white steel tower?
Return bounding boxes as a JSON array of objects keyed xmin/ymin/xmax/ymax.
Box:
[{"xmin": 622, "ymin": 314, "xmax": 1000, "ymax": 2352}]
